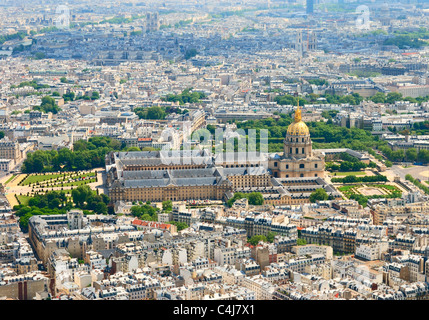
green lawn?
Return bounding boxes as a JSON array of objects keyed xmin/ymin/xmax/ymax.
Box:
[
  {"xmin": 378, "ymin": 184, "xmax": 400, "ymax": 191},
  {"xmin": 333, "ymin": 171, "xmax": 367, "ymax": 177},
  {"xmin": 338, "ymin": 185, "xmax": 358, "ymax": 192},
  {"xmin": 21, "ymin": 172, "xmax": 96, "ymax": 186},
  {"xmin": 16, "ymin": 195, "xmax": 31, "ymax": 205},
  {"xmin": 21, "ymin": 173, "xmax": 64, "ymax": 185},
  {"xmin": 45, "ymin": 178, "xmax": 97, "ymax": 188},
  {"xmin": 4, "ymin": 174, "xmax": 16, "ymax": 185}
]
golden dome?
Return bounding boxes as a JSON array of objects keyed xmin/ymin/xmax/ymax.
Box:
[{"xmin": 287, "ymin": 107, "xmax": 310, "ymax": 136}]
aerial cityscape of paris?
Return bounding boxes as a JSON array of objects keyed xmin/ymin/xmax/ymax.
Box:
[{"xmin": 1, "ymin": 0, "xmax": 429, "ymax": 307}]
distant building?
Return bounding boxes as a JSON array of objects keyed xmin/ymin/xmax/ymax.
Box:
[
  {"xmin": 306, "ymin": 0, "xmax": 314, "ymax": 14},
  {"xmin": 0, "ymin": 137, "xmax": 21, "ymax": 163}
]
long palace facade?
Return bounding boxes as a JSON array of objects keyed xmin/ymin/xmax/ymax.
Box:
[{"xmin": 105, "ymin": 108, "xmax": 341, "ymax": 205}]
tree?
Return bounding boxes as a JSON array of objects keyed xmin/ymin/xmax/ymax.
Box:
[
  {"xmin": 247, "ymin": 192, "xmax": 264, "ymax": 206},
  {"xmin": 91, "ymin": 91, "xmax": 100, "ymax": 100},
  {"xmin": 72, "ymin": 185, "xmax": 93, "ymax": 207},
  {"xmin": 370, "ymin": 92, "xmax": 386, "ymax": 104},
  {"xmin": 248, "ymin": 235, "xmax": 267, "ymax": 246},
  {"xmin": 162, "ymin": 200, "xmax": 173, "ymax": 212},
  {"xmin": 297, "ymin": 238, "xmax": 307, "ymax": 246},
  {"xmin": 184, "ymin": 48, "xmax": 198, "ymax": 60},
  {"xmin": 266, "ymin": 232, "xmax": 276, "ymax": 243},
  {"xmin": 309, "ymin": 188, "xmax": 329, "ymax": 203},
  {"xmin": 94, "ymin": 202, "xmax": 108, "ymax": 214},
  {"xmin": 386, "ymin": 92, "xmax": 403, "ymax": 104},
  {"xmin": 227, "ymin": 192, "xmax": 246, "ymax": 207},
  {"xmin": 406, "ymin": 148, "xmax": 418, "ymax": 162},
  {"xmin": 168, "ymin": 221, "xmax": 188, "ymax": 231},
  {"xmin": 418, "ymin": 149, "xmax": 429, "ymax": 163}
]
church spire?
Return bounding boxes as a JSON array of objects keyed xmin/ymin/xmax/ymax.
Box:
[{"xmin": 294, "ymin": 99, "xmax": 302, "ymax": 123}]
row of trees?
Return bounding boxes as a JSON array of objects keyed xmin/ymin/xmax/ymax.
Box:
[
  {"xmin": 161, "ymin": 88, "xmax": 206, "ymax": 105},
  {"xmin": 248, "ymin": 232, "xmax": 277, "ymax": 246},
  {"xmin": 368, "ymin": 92, "xmax": 417, "ymax": 104},
  {"xmin": 274, "ymin": 92, "xmax": 365, "ymax": 106},
  {"xmin": 274, "ymin": 90, "xmax": 429, "ymax": 108},
  {"xmin": 309, "ymin": 188, "xmax": 330, "ymax": 203},
  {"xmin": 130, "ymin": 203, "xmax": 160, "ymax": 222},
  {"xmin": 405, "ymin": 174, "xmax": 429, "ymax": 195},
  {"xmin": 22, "ymin": 136, "xmax": 124, "ymax": 173},
  {"xmin": 384, "ymin": 35, "xmax": 428, "ymax": 49},
  {"xmin": 326, "ymin": 161, "xmax": 368, "ymax": 172},
  {"xmin": 10, "ymin": 80, "xmax": 50, "ymax": 90},
  {"xmin": 14, "ymin": 186, "xmax": 111, "ymax": 232},
  {"xmin": 379, "ymin": 146, "xmax": 429, "ymax": 164},
  {"xmin": 33, "ymin": 96, "xmax": 61, "ymax": 114},
  {"xmin": 227, "ymin": 192, "xmax": 264, "ymax": 207},
  {"xmin": 331, "ymin": 175, "xmax": 388, "ymax": 184},
  {"xmin": 133, "ymin": 106, "xmax": 189, "ymax": 120},
  {"xmin": 0, "ymin": 31, "xmax": 26, "ymax": 45},
  {"xmin": 412, "ymin": 121, "xmax": 429, "ymax": 134}
]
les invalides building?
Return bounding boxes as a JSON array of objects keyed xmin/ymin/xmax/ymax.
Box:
[{"xmin": 268, "ymin": 106, "xmax": 325, "ymax": 179}]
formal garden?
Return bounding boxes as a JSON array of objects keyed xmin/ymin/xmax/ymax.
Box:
[
  {"xmin": 18, "ymin": 170, "xmax": 98, "ymax": 190},
  {"xmin": 338, "ymin": 184, "xmax": 402, "ymax": 206}
]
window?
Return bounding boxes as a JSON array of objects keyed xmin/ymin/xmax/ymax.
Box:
[
  {"xmin": 302, "ymin": 148, "xmax": 305, "ymax": 154},
  {"xmin": 315, "ymin": 164, "xmax": 318, "ymax": 168},
  {"xmin": 296, "ymin": 148, "xmax": 298, "ymax": 154},
  {"xmin": 274, "ymin": 162, "xmax": 278, "ymax": 167},
  {"xmin": 300, "ymin": 174, "xmax": 304, "ymax": 177},
  {"xmin": 286, "ymin": 165, "xmax": 289, "ymax": 169},
  {"xmin": 299, "ymin": 164, "xmax": 305, "ymax": 169}
]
